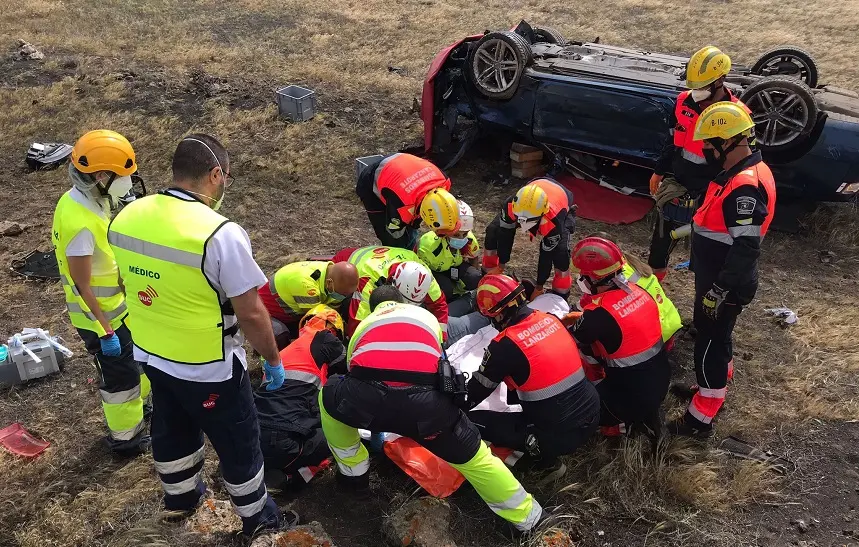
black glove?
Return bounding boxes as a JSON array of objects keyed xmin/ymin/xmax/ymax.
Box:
[{"xmin": 701, "ymin": 284, "xmax": 727, "ymax": 321}]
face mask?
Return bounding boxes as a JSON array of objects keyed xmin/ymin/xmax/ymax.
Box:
[
  {"xmin": 576, "ymin": 276, "xmax": 593, "ymax": 295},
  {"xmin": 690, "ymin": 88, "xmax": 712, "ymax": 102},
  {"xmin": 448, "ymin": 237, "xmax": 469, "ymax": 250},
  {"xmin": 328, "ymin": 290, "xmax": 348, "ymax": 302},
  {"xmin": 183, "ymin": 137, "xmax": 227, "ymax": 211},
  {"xmin": 702, "ymin": 147, "xmax": 721, "ymax": 167}
]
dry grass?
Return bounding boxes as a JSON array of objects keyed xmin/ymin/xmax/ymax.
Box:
[{"xmin": 1, "ymin": 0, "xmax": 859, "ymax": 545}]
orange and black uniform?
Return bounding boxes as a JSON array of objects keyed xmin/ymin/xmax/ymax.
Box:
[
  {"xmin": 466, "ymin": 307, "xmax": 599, "ymax": 460},
  {"xmin": 570, "ymin": 284, "xmax": 670, "ymax": 431},
  {"xmin": 686, "ymin": 150, "xmax": 776, "ymax": 428},
  {"xmin": 253, "ymin": 328, "xmax": 345, "ymax": 487},
  {"xmin": 485, "ymin": 178, "xmax": 576, "ymax": 289},
  {"xmin": 355, "ymin": 153, "xmax": 450, "ymax": 249},
  {"xmin": 649, "ymin": 89, "xmax": 747, "ymax": 270}
]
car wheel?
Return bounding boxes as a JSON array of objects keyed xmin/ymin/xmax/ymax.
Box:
[
  {"xmin": 466, "ymin": 31, "xmax": 532, "ymax": 101},
  {"xmin": 740, "ymin": 76, "xmax": 819, "ymax": 151},
  {"xmin": 532, "ymin": 25, "xmax": 567, "ymax": 46},
  {"xmin": 751, "ymin": 46, "xmax": 819, "ymax": 88}
]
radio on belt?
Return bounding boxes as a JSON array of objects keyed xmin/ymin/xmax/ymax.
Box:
[{"xmin": 0, "ymin": 328, "xmax": 72, "ymax": 387}]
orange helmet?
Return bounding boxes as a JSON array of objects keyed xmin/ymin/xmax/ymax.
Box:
[
  {"xmin": 300, "ymin": 305, "xmax": 344, "ymax": 340},
  {"xmin": 570, "ymin": 237, "xmax": 624, "ymax": 280},
  {"xmin": 476, "ymin": 274, "xmax": 526, "ymax": 317}
]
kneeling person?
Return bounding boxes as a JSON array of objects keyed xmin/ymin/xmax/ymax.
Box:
[
  {"xmin": 320, "ymin": 285, "xmax": 544, "ymax": 535},
  {"xmin": 255, "ymin": 305, "xmax": 346, "ymax": 491},
  {"xmin": 467, "ymin": 275, "xmax": 599, "ymax": 476}
]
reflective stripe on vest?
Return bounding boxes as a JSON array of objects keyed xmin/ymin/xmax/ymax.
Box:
[
  {"xmin": 269, "ymin": 261, "xmax": 329, "ymax": 318},
  {"xmin": 372, "ymin": 153, "xmax": 450, "ymax": 225},
  {"xmin": 278, "ymin": 322, "xmax": 330, "ymax": 389},
  {"xmin": 583, "ymin": 285, "xmax": 664, "ymax": 368},
  {"xmin": 108, "ymin": 193, "xmax": 230, "ymax": 365},
  {"xmin": 621, "ymin": 264, "xmax": 683, "ymax": 343},
  {"xmin": 692, "ymin": 162, "xmax": 776, "ymax": 245},
  {"xmin": 494, "ymin": 311, "xmax": 585, "ymax": 402},
  {"xmin": 673, "ymin": 91, "xmax": 748, "ymax": 158},
  {"xmin": 52, "ymin": 190, "xmax": 127, "ymax": 336},
  {"xmin": 347, "ymin": 302, "xmax": 442, "ymax": 377}
]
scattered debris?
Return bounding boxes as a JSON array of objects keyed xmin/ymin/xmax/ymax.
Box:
[
  {"xmin": 0, "ymin": 422, "xmax": 50, "ymax": 457},
  {"xmin": 188, "ymin": 69, "xmax": 231, "ymax": 97},
  {"xmin": 0, "ymin": 221, "xmax": 27, "ymax": 237},
  {"xmin": 717, "ymin": 436, "xmax": 794, "ymax": 474},
  {"xmin": 766, "ymin": 307, "xmax": 799, "ymax": 325},
  {"xmin": 387, "ymin": 65, "xmax": 408, "ymax": 76},
  {"xmin": 792, "ymin": 519, "xmax": 809, "ymax": 533},
  {"xmin": 674, "ymin": 260, "xmax": 690, "ymax": 271},
  {"xmin": 10, "ymin": 249, "xmax": 60, "ymax": 280},
  {"xmin": 250, "ymin": 521, "xmax": 336, "ymax": 547},
  {"xmin": 14, "ymin": 39, "xmax": 44, "ymax": 61},
  {"xmin": 819, "ymin": 249, "xmax": 836, "ymax": 264},
  {"xmin": 536, "ymin": 528, "xmax": 574, "ymax": 547},
  {"xmin": 26, "ymin": 142, "xmax": 73, "ymax": 171},
  {"xmin": 382, "ymin": 497, "xmax": 457, "ymax": 547},
  {"xmin": 184, "ymin": 498, "xmax": 240, "ymax": 536}
]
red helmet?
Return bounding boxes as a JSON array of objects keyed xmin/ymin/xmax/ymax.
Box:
[
  {"xmin": 571, "ymin": 237, "xmax": 624, "ymax": 279},
  {"xmin": 476, "ymin": 274, "xmax": 526, "ymax": 317}
]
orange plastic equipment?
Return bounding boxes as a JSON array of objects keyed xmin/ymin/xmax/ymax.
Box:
[
  {"xmin": 383, "ymin": 437, "xmax": 466, "ymax": 498},
  {"xmin": 0, "ymin": 423, "xmax": 50, "ymax": 457}
]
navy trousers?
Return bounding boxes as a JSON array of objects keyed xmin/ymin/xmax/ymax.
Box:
[{"xmin": 144, "ymin": 357, "xmax": 281, "ymax": 535}]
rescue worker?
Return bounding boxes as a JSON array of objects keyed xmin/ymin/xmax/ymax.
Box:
[
  {"xmin": 51, "ymin": 130, "xmax": 150, "ymax": 456},
  {"xmin": 258, "ymin": 260, "xmax": 358, "ymax": 349},
  {"xmin": 668, "ymin": 103, "xmax": 776, "ymax": 438},
  {"xmin": 415, "ymin": 200, "xmax": 482, "ymax": 316},
  {"xmin": 255, "ymin": 305, "xmax": 346, "ymax": 492},
  {"xmin": 465, "ymin": 275, "xmax": 600, "ymax": 480},
  {"xmin": 319, "ymin": 284, "xmax": 545, "ymax": 536},
  {"xmin": 332, "ymin": 245, "xmax": 489, "ymax": 343},
  {"xmin": 108, "ymin": 134, "xmax": 297, "ymax": 534},
  {"xmin": 568, "ymin": 237, "xmax": 670, "ymax": 438},
  {"xmin": 355, "ymin": 153, "xmax": 460, "ymax": 249},
  {"xmin": 483, "ymin": 177, "xmax": 575, "ymax": 298},
  {"xmin": 648, "ymin": 46, "xmax": 750, "ymax": 280}
]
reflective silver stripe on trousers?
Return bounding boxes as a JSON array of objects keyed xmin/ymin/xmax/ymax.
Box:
[
  {"xmin": 687, "ymin": 401, "xmax": 714, "ymax": 424},
  {"xmin": 606, "ymin": 340, "xmax": 664, "ymax": 368},
  {"xmin": 514, "ymin": 499, "xmax": 544, "ymax": 532},
  {"xmin": 66, "ymin": 301, "xmax": 128, "ymax": 321},
  {"xmin": 330, "ymin": 442, "xmax": 362, "ymax": 460},
  {"xmin": 697, "ymin": 386, "xmax": 727, "ymax": 399},
  {"xmin": 692, "ymin": 224, "xmax": 734, "ymax": 245},
  {"xmin": 350, "ymin": 341, "xmax": 441, "ymax": 361},
  {"xmin": 372, "ymin": 153, "xmax": 401, "ymax": 197},
  {"xmin": 728, "ymin": 224, "xmax": 762, "ymax": 238},
  {"xmin": 487, "ymin": 484, "xmax": 529, "ymax": 513},
  {"xmin": 517, "ymin": 367, "xmax": 586, "ymax": 401},
  {"xmin": 681, "ymin": 148, "xmax": 708, "ymax": 164},
  {"xmin": 284, "ymin": 369, "xmax": 322, "ymax": 388},
  {"xmin": 100, "ymin": 385, "xmax": 141, "ymax": 405},
  {"xmin": 472, "ymin": 371, "xmax": 499, "ymax": 389},
  {"xmin": 162, "ymin": 470, "xmax": 203, "ymax": 495},
  {"xmin": 155, "ymin": 446, "xmax": 205, "ymax": 475},
  {"xmin": 233, "ymin": 494, "xmax": 269, "ymax": 518},
  {"xmin": 224, "ymin": 465, "xmax": 265, "ymax": 498},
  {"xmin": 110, "ymin": 419, "xmax": 146, "ymax": 441},
  {"xmin": 108, "ymin": 231, "xmax": 203, "ymax": 268},
  {"xmin": 335, "ymin": 457, "xmax": 370, "ymax": 477}
]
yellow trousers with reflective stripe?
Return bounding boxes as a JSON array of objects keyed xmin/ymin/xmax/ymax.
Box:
[{"xmin": 319, "ymin": 390, "xmax": 371, "ymax": 476}]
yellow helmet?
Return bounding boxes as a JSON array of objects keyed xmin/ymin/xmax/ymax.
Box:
[
  {"xmin": 686, "ymin": 46, "xmax": 731, "ymax": 90},
  {"xmin": 512, "ymin": 183, "xmax": 550, "ymax": 219},
  {"xmin": 420, "ymin": 188, "xmax": 461, "ymax": 234},
  {"xmin": 300, "ymin": 304, "xmax": 344, "ymax": 339},
  {"xmin": 693, "ymin": 102, "xmax": 755, "ymax": 141},
  {"xmin": 71, "ymin": 130, "xmax": 136, "ymax": 176}
]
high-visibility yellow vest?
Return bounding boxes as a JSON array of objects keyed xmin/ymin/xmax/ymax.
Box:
[
  {"xmin": 108, "ymin": 193, "xmax": 230, "ymax": 364},
  {"xmin": 415, "ymin": 231, "xmax": 480, "ymax": 272},
  {"xmin": 623, "ymin": 263, "xmax": 682, "ymax": 342},
  {"xmin": 52, "ymin": 191, "xmax": 126, "ymax": 336},
  {"xmin": 270, "ymin": 261, "xmax": 331, "ymax": 317}
]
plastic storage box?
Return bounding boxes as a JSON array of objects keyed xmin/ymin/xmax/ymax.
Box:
[
  {"xmin": 276, "ymin": 85, "xmax": 317, "ymax": 122},
  {"xmin": 0, "ymin": 339, "xmax": 64, "ymax": 387}
]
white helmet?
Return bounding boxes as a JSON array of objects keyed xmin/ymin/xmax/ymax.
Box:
[
  {"xmin": 457, "ymin": 200, "xmax": 474, "ymax": 232},
  {"xmin": 391, "ymin": 261, "xmax": 433, "ymax": 304}
]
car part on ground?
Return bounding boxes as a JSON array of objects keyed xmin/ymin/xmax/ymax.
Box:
[
  {"xmin": 25, "ymin": 142, "xmax": 72, "ymax": 171},
  {"xmin": 750, "ymin": 46, "xmax": 819, "ymax": 87}
]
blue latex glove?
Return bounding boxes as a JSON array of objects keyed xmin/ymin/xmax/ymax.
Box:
[
  {"xmin": 99, "ymin": 332, "xmax": 122, "ymax": 357},
  {"xmin": 263, "ymin": 360, "xmax": 285, "ymax": 391}
]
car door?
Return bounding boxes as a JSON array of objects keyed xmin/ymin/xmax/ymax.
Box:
[{"xmin": 531, "ymin": 75, "xmax": 673, "ymax": 169}]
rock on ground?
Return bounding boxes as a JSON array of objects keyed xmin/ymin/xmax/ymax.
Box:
[
  {"xmin": 382, "ymin": 497, "xmax": 457, "ymax": 547},
  {"xmin": 14, "ymin": 39, "xmax": 44, "ymax": 60},
  {"xmin": 0, "ymin": 221, "xmax": 27, "ymax": 236},
  {"xmin": 535, "ymin": 528, "xmax": 575, "ymax": 547},
  {"xmin": 250, "ymin": 521, "xmax": 336, "ymax": 547},
  {"xmin": 184, "ymin": 498, "xmax": 241, "ymax": 536}
]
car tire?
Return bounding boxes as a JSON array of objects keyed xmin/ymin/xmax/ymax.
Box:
[
  {"xmin": 532, "ymin": 25, "xmax": 567, "ymax": 46},
  {"xmin": 751, "ymin": 46, "xmax": 819, "ymax": 88},
  {"xmin": 740, "ymin": 76, "xmax": 820, "ymax": 152},
  {"xmin": 466, "ymin": 31, "xmax": 532, "ymax": 101}
]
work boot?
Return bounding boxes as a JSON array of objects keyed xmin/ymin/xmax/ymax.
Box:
[
  {"xmin": 666, "ymin": 417, "xmax": 714, "ymax": 440},
  {"xmin": 250, "ymin": 510, "xmax": 301, "ymax": 539},
  {"xmin": 108, "ymin": 434, "xmax": 151, "ymax": 458},
  {"xmin": 533, "ymin": 459, "xmax": 567, "ymax": 488},
  {"xmin": 504, "ymin": 504, "xmax": 561, "ymax": 539},
  {"xmin": 335, "ymin": 470, "xmax": 370, "ymax": 499}
]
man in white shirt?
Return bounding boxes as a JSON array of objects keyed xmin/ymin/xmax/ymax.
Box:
[{"xmin": 108, "ymin": 134, "xmax": 297, "ymax": 535}]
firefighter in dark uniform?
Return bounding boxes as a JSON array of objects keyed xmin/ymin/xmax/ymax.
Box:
[
  {"xmin": 355, "ymin": 152, "xmax": 460, "ymax": 249},
  {"xmin": 254, "ymin": 305, "xmax": 346, "ymax": 492},
  {"xmin": 667, "ymin": 102, "xmax": 776, "ymax": 438},
  {"xmin": 648, "ymin": 46, "xmax": 750, "ymax": 281},
  {"xmin": 483, "ymin": 178, "xmax": 576, "ymax": 297},
  {"xmin": 568, "ymin": 237, "xmax": 670, "ymax": 438},
  {"xmin": 465, "ymin": 274, "xmax": 600, "ymax": 481}
]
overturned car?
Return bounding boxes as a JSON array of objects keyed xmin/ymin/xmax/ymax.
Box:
[{"xmin": 422, "ymin": 21, "xmax": 859, "ymax": 201}]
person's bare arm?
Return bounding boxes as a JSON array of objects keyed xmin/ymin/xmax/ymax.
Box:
[
  {"xmin": 231, "ymin": 288, "xmax": 281, "ymax": 366},
  {"xmin": 67, "ymin": 255, "xmax": 112, "ymax": 334}
]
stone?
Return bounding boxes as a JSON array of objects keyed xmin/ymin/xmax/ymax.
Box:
[
  {"xmin": 184, "ymin": 498, "xmax": 241, "ymax": 536},
  {"xmin": 250, "ymin": 521, "xmax": 336, "ymax": 547},
  {"xmin": 792, "ymin": 519, "xmax": 809, "ymax": 533},
  {"xmin": 15, "ymin": 39, "xmax": 44, "ymax": 60},
  {"xmin": 382, "ymin": 497, "xmax": 456, "ymax": 547},
  {"xmin": 536, "ymin": 529, "xmax": 575, "ymax": 547},
  {"xmin": 0, "ymin": 221, "xmax": 26, "ymax": 236}
]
